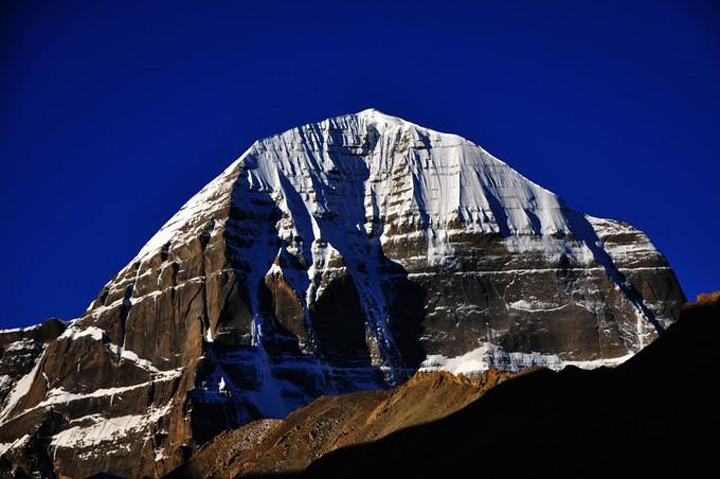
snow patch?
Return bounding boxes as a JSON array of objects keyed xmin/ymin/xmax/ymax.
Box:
[
  {"xmin": 0, "ymin": 434, "xmax": 29, "ymax": 457},
  {"xmin": 105, "ymin": 343, "xmax": 160, "ymax": 373},
  {"xmin": 59, "ymin": 326, "xmax": 105, "ymax": 342},
  {"xmin": 2, "ymin": 369, "xmax": 183, "ymax": 426},
  {"xmin": 0, "ymin": 324, "xmax": 41, "ymax": 335},
  {"xmin": 420, "ymin": 342, "xmax": 632, "ymax": 375},
  {"xmin": 3, "ymin": 339, "xmax": 39, "ymax": 352},
  {"xmin": 0, "ymin": 375, "xmax": 12, "ymax": 391},
  {"xmin": 50, "ymin": 403, "xmax": 172, "ymax": 450},
  {"xmin": 37, "ymin": 371, "xmax": 182, "ymax": 409},
  {"xmin": 504, "ymin": 235, "xmax": 594, "ymax": 265},
  {"xmin": 154, "ymin": 447, "xmax": 169, "ymax": 462},
  {"xmin": 508, "ymin": 300, "xmax": 567, "ymax": 312},
  {"xmin": 0, "ymin": 347, "xmax": 45, "ymax": 423}
]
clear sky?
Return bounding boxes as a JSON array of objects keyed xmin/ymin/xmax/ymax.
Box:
[{"xmin": 1, "ymin": 0, "xmax": 718, "ymax": 328}]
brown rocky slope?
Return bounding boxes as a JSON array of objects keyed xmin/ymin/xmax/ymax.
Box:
[{"xmin": 168, "ymin": 369, "xmax": 516, "ymax": 478}]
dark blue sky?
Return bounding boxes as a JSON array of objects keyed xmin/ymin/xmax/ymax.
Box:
[{"xmin": 1, "ymin": 0, "xmax": 718, "ymax": 328}]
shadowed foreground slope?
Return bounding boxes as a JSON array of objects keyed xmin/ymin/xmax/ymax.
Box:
[{"xmin": 294, "ymin": 295, "xmax": 719, "ymax": 479}]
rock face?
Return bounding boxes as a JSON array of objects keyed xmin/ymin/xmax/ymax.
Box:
[{"xmin": 0, "ymin": 110, "xmax": 684, "ymax": 478}]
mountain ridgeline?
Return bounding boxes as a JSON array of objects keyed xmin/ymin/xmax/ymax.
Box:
[{"xmin": 0, "ymin": 110, "xmax": 684, "ymax": 478}]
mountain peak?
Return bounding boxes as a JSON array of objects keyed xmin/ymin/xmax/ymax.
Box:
[
  {"xmin": 356, "ymin": 107, "xmax": 389, "ymax": 116},
  {"xmin": 355, "ymin": 107, "xmax": 406, "ymax": 124},
  {"xmin": 129, "ymin": 110, "xmax": 567, "ymax": 269},
  {"xmin": 351, "ymin": 108, "xmax": 447, "ymax": 138},
  {"xmin": 0, "ymin": 112, "xmax": 684, "ymax": 478}
]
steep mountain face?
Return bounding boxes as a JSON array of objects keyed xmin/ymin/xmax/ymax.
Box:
[{"xmin": 0, "ymin": 110, "xmax": 684, "ymax": 478}]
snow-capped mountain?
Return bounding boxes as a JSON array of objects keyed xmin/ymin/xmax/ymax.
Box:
[{"xmin": 0, "ymin": 110, "xmax": 684, "ymax": 477}]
